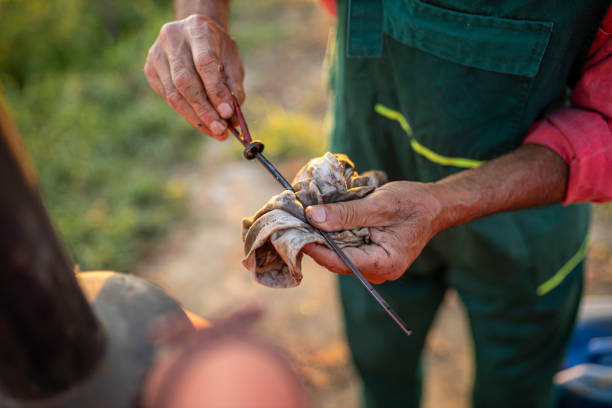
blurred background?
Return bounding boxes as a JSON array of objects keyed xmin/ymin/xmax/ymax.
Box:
[{"xmin": 1, "ymin": 0, "xmax": 611, "ymax": 407}]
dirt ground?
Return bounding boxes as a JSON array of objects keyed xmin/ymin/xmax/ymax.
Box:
[{"xmin": 134, "ymin": 2, "xmax": 612, "ymax": 407}]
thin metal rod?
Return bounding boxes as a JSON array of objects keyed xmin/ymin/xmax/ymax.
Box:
[
  {"xmin": 253, "ymin": 151, "xmax": 412, "ymax": 336},
  {"xmin": 228, "ymin": 96, "xmax": 411, "ymax": 336},
  {"xmin": 318, "ymin": 231, "xmax": 412, "ymax": 336},
  {"xmin": 254, "ymin": 152, "xmax": 294, "ymax": 191}
]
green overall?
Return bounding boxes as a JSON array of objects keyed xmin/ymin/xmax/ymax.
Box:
[{"xmin": 328, "ymin": 1, "xmax": 611, "ymax": 407}]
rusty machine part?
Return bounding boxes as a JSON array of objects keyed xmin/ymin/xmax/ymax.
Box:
[{"xmin": 0, "ymin": 96, "xmax": 194, "ymax": 407}]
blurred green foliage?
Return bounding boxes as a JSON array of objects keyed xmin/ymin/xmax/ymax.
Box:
[
  {"xmin": 254, "ymin": 108, "xmax": 326, "ymax": 158},
  {"xmin": 227, "ymin": 98, "xmax": 327, "ymax": 160},
  {"xmin": 229, "ymin": 0, "xmax": 293, "ymax": 51},
  {"xmin": 0, "ymin": 0, "xmax": 197, "ymax": 271},
  {"xmin": 0, "ymin": 0, "xmax": 166, "ymax": 86},
  {"xmin": 0, "ymin": 0, "xmax": 324, "ymax": 272}
]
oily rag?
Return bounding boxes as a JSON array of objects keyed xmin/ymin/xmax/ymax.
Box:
[{"xmin": 241, "ymin": 152, "xmax": 387, "ymax": 288}]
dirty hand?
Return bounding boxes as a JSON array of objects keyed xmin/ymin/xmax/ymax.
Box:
[
  {"xmin": 144, "ymin": 14, "xmax": 245, "ymax": 140},
  {"xmin": 302, "ymin": 181, "xmax": 445, "ymax": 284}
]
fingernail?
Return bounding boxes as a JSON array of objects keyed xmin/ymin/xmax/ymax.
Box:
[
  {"xmin": 217, "ymin": 103, "xmax": 232, "ymax": 118},
  {"xmin": 211, "ymin": 121, "xmax": 226, "ymax": 135},
  {"xmin": 307, "ymin": 206, "xmax": 326, "ymax": 224}
]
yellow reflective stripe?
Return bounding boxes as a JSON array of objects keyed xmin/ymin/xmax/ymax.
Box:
[
  {"xmin": 537, "ymin": 236, "xmax": 589, "ymax": 296},
  {"xmin": 409, "ymin": 139, "xmax": 484, "ymax": 168},
  {"xmin": 374, "ymin": 104, "xmax": 485, "ymax": 169},
  {"xmin": 374, "ymin": 104, "xmax": 414, "ymax": 136},
  {"xmin": 375, "ymin": 102, "xmax": 586, "ymax": 295}
]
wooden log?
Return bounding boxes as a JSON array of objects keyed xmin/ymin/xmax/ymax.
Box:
[{"xmin": 0, "ymin": 96, "xmax": 106, "ymax": 399}]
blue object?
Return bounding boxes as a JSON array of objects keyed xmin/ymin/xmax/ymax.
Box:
[{"xmin": 557, "ymin": 297, "xmax": 612, "ymax": 407}]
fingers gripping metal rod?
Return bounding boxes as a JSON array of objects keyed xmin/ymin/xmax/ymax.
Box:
[{"xmin": 228, "ymin": 97, "xmax": 412, "ymax": 336}]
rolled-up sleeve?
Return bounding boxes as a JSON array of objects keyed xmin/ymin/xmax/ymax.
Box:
[{"xmin": 524, "ymin": 9, "xmax": 612, "ymax": 204}]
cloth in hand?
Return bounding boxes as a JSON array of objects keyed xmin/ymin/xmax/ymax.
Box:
[{"xmin": 241, "ymin": 153, "xmax": 387, "ymax": 288}]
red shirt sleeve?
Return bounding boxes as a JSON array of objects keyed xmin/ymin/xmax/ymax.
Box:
[
  {"xmin": 524, "ymin": 7, "xmax": 612, "ymax": 204},
  {"xmin": 318, "ymin": 0, "xmax": 337, "ymax": 16}
]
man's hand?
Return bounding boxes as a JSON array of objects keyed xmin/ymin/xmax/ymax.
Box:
[
  {"xmin": 302, "ymin": 182, "xmax": 445, "ymax": 284},
  {"xmin": 302, "ymin": 144, "xmax": 569, "ymax": 284},
  {"xmin": 144, "ymin": 14, "xmax": 244, "ymax": 140}
]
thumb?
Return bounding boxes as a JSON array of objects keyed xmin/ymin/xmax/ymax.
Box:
[{"xmin": 305, "ymin": 198, "xmax": 381, "ymax": 232}]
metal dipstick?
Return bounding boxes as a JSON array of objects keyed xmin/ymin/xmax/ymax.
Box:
[{"xmin": 227, "ymin": 96, "xmax": 412, "ymax": 336}]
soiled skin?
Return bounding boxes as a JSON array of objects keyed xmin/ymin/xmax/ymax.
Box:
[{"xmin": 145, "ymin": 0, "xmax": 570, "ymax": 284}]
